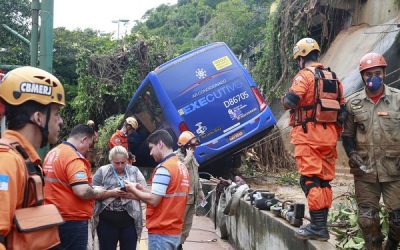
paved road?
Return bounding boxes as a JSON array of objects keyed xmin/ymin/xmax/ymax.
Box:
[{"xmin": 137, "ymin": 216, "xmax": 234, "ymax": 250}]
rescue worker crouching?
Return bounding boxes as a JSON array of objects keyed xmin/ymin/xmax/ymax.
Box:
[
  {"xmin": 281, "ymin": 37, "xmax": 346, "ymax": 241},
  {"xmin": 342, "ymin": 52, "xmax": 400, "ymax": 250},
  {"xmin": 0, "ymin": 66, "xmax": 65, "ymax": 250}
]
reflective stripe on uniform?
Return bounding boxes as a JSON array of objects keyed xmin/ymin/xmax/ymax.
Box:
[
  {"xmin": 164, "ymin": 192, "xmax": 188, "ymax": 197},
  {"xmin": 44, "ymin": 177, "xmax": 69, "ymax": 186}
]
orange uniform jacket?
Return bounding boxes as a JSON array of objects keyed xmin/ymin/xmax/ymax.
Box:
[
  {"xmin": 288, "ymin": 63, "xmax": 344, "ymax": 146},
  {"xmin": 0, "ymin": 130, "xmax": 41, "ymax": 245},
  {"xmin": 147, "ymin": 155, "xmax": 190, "ymax": 235},
  {"xmin": 43, "ymin": 142, "xmax": 94, "ymax": 221},
  {"xmin": 108, "ymin": 130, "xmax": 128, "ymax": 150}
]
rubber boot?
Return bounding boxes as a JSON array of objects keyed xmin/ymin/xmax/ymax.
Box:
[
  {"xmin": 295, "ymin": 208, "xmax": 330, "ymax": 241},
  {"xmin": 385, "ymin": 237, "xmax": 399, "ymax": 250}
]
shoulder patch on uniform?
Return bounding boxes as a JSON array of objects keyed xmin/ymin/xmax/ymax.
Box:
[
  {"xmin": 350, "ymin": 99, "xmax": 361, "ymax": 105},
  {"xmin": 75, "ymin": 171, "xmax": 87, "ymax": 179},
  {"xmin": 294, "ymin": 75, "xmax": 304, "ymax": 82},
  {"xmin": 0, "ymin": 174, "xmax": 9, "ymax": 191},
  {"xmin": 350, "ymin": 99, "xmax": 363, "ymax": 110}
]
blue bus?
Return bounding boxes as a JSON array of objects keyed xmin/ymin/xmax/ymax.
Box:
[{"xmin": 125, "ymin": 42, "xmax": 276, "ymax": 172}]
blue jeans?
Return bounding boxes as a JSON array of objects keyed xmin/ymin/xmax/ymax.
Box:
[
  {"xmin": 55, "ymin": 220, "xmax": 88, "ymax": 250},
  {"xmin": 148, "ymin": 234, "xmax": 180, "ymax": 250},
  {"xmin": 97, "ymin": 217, "xmax": 137, "ymax": 250}
]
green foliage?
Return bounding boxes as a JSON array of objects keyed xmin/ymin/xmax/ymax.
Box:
[
  {"xmin": 53, "ymin": 28, "xmax": 115, "ymax": 88},
  {"xmin": 0, "ymin": 0, "xmax": 31, "ymax": 65},
  {"xmin": 197, "ymin": 0, "xmax": 261, "ymax": 54},
  {"xmin": 134, "ymin": 0, "xmax": 269, "ymax": 55},
  {"xmin": 72, "ymin": 31, "xmax": 171, "ymax": 127},
  {"xmin": 276, "ymin": 171, "xmax": 299, "ymax": 185},
  {"xmin": 252, "ymin": 0, "xmax": 308, "ymax": 100},
  {"xmin": 328, "ymin": 192, "xmax": 389, "ymax": 249},
  {"xmin": 95, "ymin": 114, "xmax": 125, "ymax": 166}
]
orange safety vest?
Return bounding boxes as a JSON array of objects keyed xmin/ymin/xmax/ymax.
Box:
[
  {"xmin": 146, "ymin": 154, "xmax": 189, "ymax": 235},
  {"xmin": 289, "ymin": 66, "xmax": 341, "ymax": 132},
  {"xmin": 43, "ymin": 143, "xmax": 94, "ymax": 221},
  {"xmin": 0, "ymin": 131, "xmax": 62, "ymax": 249}
]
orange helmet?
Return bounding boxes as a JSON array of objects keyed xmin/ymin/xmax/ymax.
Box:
[
  {"xmin": 0, "ymin": 66, "xmax": 65, "ymax": 106},
  {"xmin": 359, "ymin": 52, "xmax": 387, "ymax": 73},
  {"xmin": 178, "ymin": 131, "xmax": 197, "ymax": 146},
  {"xmin": 293, "ymin": 38, "xmax": 320, "ymax": 59}
]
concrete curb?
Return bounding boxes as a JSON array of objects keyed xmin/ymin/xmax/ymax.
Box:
[{"xmin": 203, "ymin": 183, "xmax": 336, "ymax": 250}]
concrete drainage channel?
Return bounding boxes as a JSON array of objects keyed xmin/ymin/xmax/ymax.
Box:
[{"xmin": 202, "ymin": 182, "xmax": 336, "ymax": 250}]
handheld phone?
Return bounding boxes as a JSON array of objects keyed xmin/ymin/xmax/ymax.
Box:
[{"xmin": 120, "ymin": 181, "xmax": 127, "ymax": 192}]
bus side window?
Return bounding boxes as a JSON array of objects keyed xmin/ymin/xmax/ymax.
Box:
[{"xmin": 131, "ymin": 87, "xmax": 163, "ymax": 133}]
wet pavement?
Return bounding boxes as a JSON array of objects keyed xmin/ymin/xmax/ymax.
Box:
[{"xmin": 137, "ymin": 216, "xmax": 234, "ymax": 250}]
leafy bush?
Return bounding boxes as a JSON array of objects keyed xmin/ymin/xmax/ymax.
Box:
[
  {"xmin": 94, "ymin": 114, "xmax": 124, "ymax": 167},
  {"xmin": 329, "ymin": 191, "xmax": 389, "ymax": 249},
  {"xmin": 276, "ymin": 171, "xmax": 299, "ymax": 186}
]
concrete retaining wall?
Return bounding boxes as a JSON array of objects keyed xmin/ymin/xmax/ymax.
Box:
[{"xmin": 203, "ymin": 183, "xmax": 336, "ymax": 250}]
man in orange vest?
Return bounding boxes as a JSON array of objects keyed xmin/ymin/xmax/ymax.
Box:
[
  {"xmin": 108, "ymin": 117, "xmax": 138, "ymax": 150},
  {"xmin": 43, "ymin": 124, "xmax": 120, "ymax": 250},
  {"xmin": 281, "ymin": 38, "xmax": 346, "ymax": 241},
  {"xmin": 125, "ymin": 129, "xmax": 189, "ymax": 249},
  {"xmin": 0, "ymin": 66, "xmax": 66, "ymax": 250}
]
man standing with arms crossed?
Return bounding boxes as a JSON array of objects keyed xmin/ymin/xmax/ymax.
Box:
[
  {"xmin": 281, "ymin": 38, "xmax": 345, "ymax": 241},
  {"xmin": 125, "ymin": 129, "xmax": 190, "ymax": 249},
  {"xmin": 342, "ymin": 53, "xmax": 400, "ymax": 250}
]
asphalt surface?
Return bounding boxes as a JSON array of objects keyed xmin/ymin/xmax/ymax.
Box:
[{"xmin": 137, "ymin": 216, "xmax": 233, "ymax": 250}]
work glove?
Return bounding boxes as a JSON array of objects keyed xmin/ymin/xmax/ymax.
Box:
[
  {"xmin": 348, "ymin": 152, "xmax": 365, "ymax": 176},
  {"xmin": 336, "ymin": 105, "xmax": 348, "ymax": 128}
]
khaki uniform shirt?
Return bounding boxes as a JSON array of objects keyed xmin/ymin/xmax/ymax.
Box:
[
  {"xmin": 343, "ymin": 85, "xmax": 400, "ymax": 182},
  {"xmin": 175, "ymin": 150, "xmax": 203, "ymax": 205}
]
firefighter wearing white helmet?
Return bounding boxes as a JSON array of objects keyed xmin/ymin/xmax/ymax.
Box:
[
  {"xmin": 108, "ymin": 116, "xmax": 138, "ymax": 150},
  {"xmin": 0, "ymin": 66, "xmax": 65, "ymax": 249}
]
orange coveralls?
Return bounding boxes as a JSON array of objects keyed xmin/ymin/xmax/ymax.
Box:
[{"xmin": 285, "ymin": 63, "xmax": 344, "ymax": 210}]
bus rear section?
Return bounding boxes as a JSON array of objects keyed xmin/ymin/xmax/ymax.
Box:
[{"xmin": 154, "ymin": 42, "xmax": 276, "ymax": 169}]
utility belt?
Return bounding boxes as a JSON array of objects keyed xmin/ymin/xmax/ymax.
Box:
[{"xmin": 289, "ymin": 101, "xmax": 339, "ymax": 133}]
